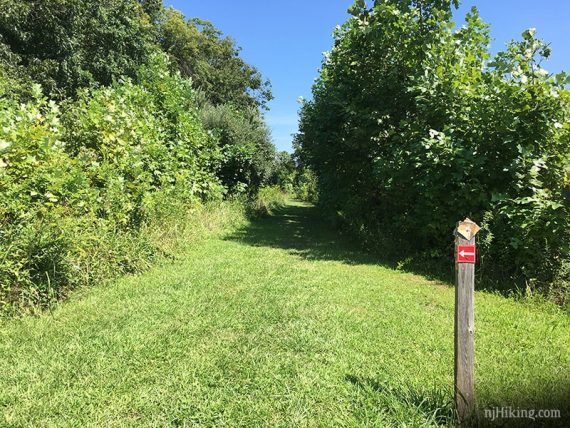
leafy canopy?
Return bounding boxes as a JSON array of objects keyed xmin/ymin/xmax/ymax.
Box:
[
  {"xmin": 158, "ymin": 8, "xmax": 273, "ymax": 110},
  {"xmin": 0, "ymin": 0, "xmax": 157, "ymax": 98},
  {"xmin": 297, "ymin": 0, "xmax": 570, "ymax": 296}
]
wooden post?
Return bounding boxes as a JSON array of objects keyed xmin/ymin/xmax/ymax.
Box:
[{"xmin": 454, "ymin": 219, "xmax": 479, "ymax": 423}]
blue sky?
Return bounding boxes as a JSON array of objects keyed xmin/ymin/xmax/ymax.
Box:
[{"xmin": 166, "ymin": 1, "xmax": 570, "ymax": 152}]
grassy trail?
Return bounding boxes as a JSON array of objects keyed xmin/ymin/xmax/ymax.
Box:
[{"xmin": 1, "ymin": 201, "xmax": 568, "ymax": 427}]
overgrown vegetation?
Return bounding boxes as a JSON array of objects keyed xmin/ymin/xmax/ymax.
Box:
[
  {"xmin": 247, "ymin": 186, "xmax": 289, "ymax": 217},
  {"xmin": 1, "ymin": 1, "xmax": 568, "ymax": 423},
  {"xmin": 0, "ymin": 0, "xmax": 280, "ymax": 313},
  {"xmin": 199, "ymin": 103, "xmax": 275, "ymax": 196},
  {"xmin": 296, "ymin": 0, "xmax": 570, "ymax": 303},
  {"xmin": 270, "ymin": 150, "xmax": 319, "ymax": 203},
  {"xmin": 0, "ymin": 0, "xmax": 162, "ymax": 99}
]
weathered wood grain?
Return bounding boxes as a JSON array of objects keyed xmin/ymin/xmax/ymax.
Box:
[{"xmin": 455, "ymin": 221, "xmax": 476, "ymax": 423}]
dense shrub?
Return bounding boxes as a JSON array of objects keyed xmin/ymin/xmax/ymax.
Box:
[
  {"xmin": 199, "ymin": 103, "xmax": 275, "ymax": 196},
  {"xmin": 247, "ymin": 186, "xmax": 288, "ymax": 217},
  {"xmin": 294, "ymin": 168, "xmax": 319, "ymax": 203},
  {"xmin": 0, "ymin": 55, "xmax": 226, "ymax": 313},
  {"xmin": 268, "ymin": 151, "xmax": 318, "ymax": 203},
  {"xmin": 297, "ymin": 0, "xmax": 570, "ymax": 298},
  {"xmin": 269, "ymin": 151, "xmax": 297, "ymax": 193}
]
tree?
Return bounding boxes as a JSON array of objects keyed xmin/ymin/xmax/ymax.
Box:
[
  {"xmin": 271, "ymin": 151, "xmax": 296, "ymax": 191},
  {"xmin": 139, "ymin": 0, "xmax": 163, "ymax": 23},
  {"xmin": 0, "ymin": 0, "xmax": 157, "ymax": 98},
  {"xmin": 297, "ymin": 0, "xmax": 570, "ymax": 294},
  {"xmin": 199, "ymin": 102, "xmax": 275, "ymax": 195},
  {"xmin": 158, "ymin": 8, "xmax": 272, "ymax": 110}
]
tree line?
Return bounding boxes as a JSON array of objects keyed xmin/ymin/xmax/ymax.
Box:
[{"xmin": 296, "ymin": 0, "xmax": 569, "ymax": 302}]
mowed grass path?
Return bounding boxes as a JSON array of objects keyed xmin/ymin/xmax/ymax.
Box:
[{"xmin": 1, "ymin": 201, "xmax": 568, "ymax": 427}]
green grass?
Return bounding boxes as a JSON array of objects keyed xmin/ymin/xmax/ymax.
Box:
[{"xmin": 1, "ymin": 200, "xmax": 568, "ymax": 427}]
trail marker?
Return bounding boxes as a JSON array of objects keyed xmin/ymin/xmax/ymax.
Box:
[
  {"xmin": 457, "ymin": 245, "xmax": 476, "ymax": 264},
  {"xmin": 454, "ymin": 218, "xmax": 480, "ymax": 423}
]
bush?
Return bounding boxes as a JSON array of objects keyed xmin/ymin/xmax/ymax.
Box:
[
  {"xmin": 294, "ymin": 168, "xmax": 318, "ymax": 203},
  {"xmin": 0, "ymin": 0, "xmax": 157, "ymax": 98},
  {"xmin": 199, "ymin": 102, "xmax": 275, "ymax": 196},
  {"xmin": 247, "ymin": 186, "xmax": 288, "ymax": 217},
  {"xmin": 0, "ymin": 55, "xmax": 229, "ymax": 314}
]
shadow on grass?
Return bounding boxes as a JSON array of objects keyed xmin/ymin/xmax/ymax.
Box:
[
  {"xmin": 226, "ymin": 200, "xmax": 454, "ymax": 285},
  {"xmin": 227, "ymin": 201, "xmax": 570, "ymax": 425},
  {"xmin": 345, "ymin": 375, "xmax": 569, "ymax": 427},
  {"xmin": 227, "ymin": 201, "xmax": 543, "ymax": 295}
]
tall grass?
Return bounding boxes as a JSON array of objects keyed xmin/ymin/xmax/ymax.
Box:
[
  {"xmin": 247, "ymin": 186, "xmax": 289, "ymax": 217},
  {"xmin": 1, "ymin": 198, "xmax": 247, "ymax": 317}
]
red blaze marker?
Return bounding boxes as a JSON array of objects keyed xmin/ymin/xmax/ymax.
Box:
[{"xmin": 457, "ymin": 245, "xmax": 476, "ymax": 264}]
